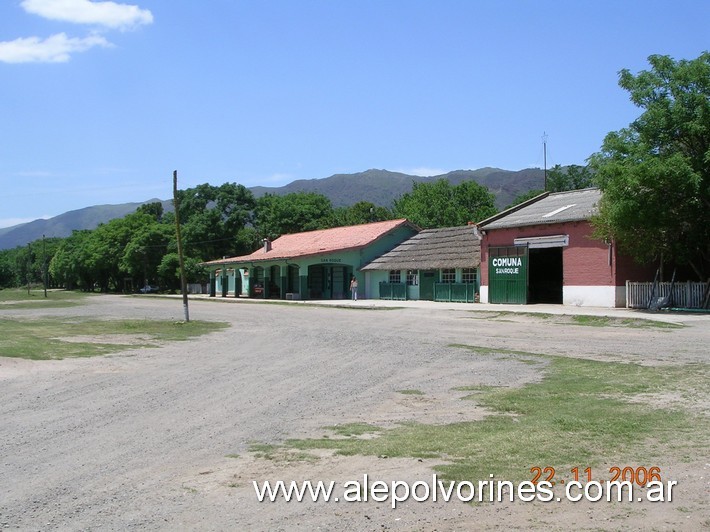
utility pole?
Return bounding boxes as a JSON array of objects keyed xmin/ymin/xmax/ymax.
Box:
[
  {"xmin": 42, "ymin": 234, "xmax": 47, "ymax": 298},
  {"xmin": 542, "ymin": 132, "xmax": 548, "ymax": 191},
  {"xmin": 26, "ymin": 243, "xmax": 31, "ymax": 295},
  {"xmin": 173, "ymin": 170, "xmax": 190, "ymax": 322}
]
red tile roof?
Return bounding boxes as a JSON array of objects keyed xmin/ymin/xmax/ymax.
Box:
[{"xmin": 203, "ymin": 219, "xmax": 415, "ymax": 265}]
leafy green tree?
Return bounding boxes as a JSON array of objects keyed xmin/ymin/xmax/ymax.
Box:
[
  {"xmin": 589, "ymin": 52, "xmax": 710, "ymax": 279},
  {"xmin": 174, "ymin": 182, "xmax": 256, "ymax": 260},
  {"xmin": 254, "ymin": 192, "xmax": 335, "ymax": 239},
  {"xmin": 120, "ymin": 221, "xmax": 173, "ymax": 287},
  {"xmin": 546, "ymin": 164, "xmax": 595, "ymax": 192},
  {"xmin": 0, "ymin": 253, "xmax": 14, "ymax": 287},
  {"xmin": 136, "ymin": 201, "xmax": 165, "ymax": 221},
  {"xmin": 86, "ymin": 212, "xmax": 159, "ymax": 291},
  {"xmin": 332, "ymin": 201, "xmax": 394, "ymax": 226},
  {"xmin": 50, "ymin": 230, "xmax": 95, "ymax": 290},
  {"xmin": 393, "ymin": 179, "xmax": 497, "ymax": 228},
  {"xmin": 158, "ymin": 253, "xmax": 207, "ymax": 290}
]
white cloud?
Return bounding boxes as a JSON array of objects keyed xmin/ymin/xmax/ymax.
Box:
[
  {"xmin": 21, "ymin": 0, "xmax": 153, "ymax": 30},
  {"xmin": 0, "ymin": 32, "xmax": 111, "ymax": 63}
]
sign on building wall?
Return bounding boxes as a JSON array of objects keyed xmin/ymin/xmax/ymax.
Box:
[{"xmin": 488, "ymin": 246, "xmax": 528, "ymax": 304}]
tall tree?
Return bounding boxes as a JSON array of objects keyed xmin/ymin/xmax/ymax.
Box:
[
  {"xmin": 393, "ymin": 179, "xmax": 497, "ymax": 228},
  {"xmin": 254, "ymin": 192, "xmax": 335, "ymax": 239},
  {"xmin": 174, "ymin": 182, "xmax": 256, "ymax": 260},
  {"xmin": 332, "ymin": 201, "xmax": 394, "ymax": 226},
  {"xmin": 589, "ymin": 52, "xmax": 710, "ymax": 279},
  {"xmin": 49, "ymin": 230, "xmax": 95, "ymax": 290},
  {"xmin": 546, "ymin": 164, "xmax": 595, "ymax": 192}
]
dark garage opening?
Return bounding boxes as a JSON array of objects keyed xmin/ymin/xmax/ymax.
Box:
[{"xmin": 529, "ymin": 247, "xmax": 563, "ymax": 304}]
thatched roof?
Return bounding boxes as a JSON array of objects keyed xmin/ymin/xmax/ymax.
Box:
[{"xmin": 361, "ymin": 225, "xmax": 480, "ymax": 271}]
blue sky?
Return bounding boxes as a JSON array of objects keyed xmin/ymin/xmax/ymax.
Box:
[{"xmin": 1, "ymin": 0, "xmax": 708, "ymax": 228}]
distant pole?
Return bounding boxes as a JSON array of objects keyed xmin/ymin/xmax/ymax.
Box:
[
  {"xmin": 42, "ymin": 234, "xmax": 47, "ymax": 298},
  {"xmin": 173, "ymin": 170, "xmax": 190, "ymax": 322},
  {"xmin": 542, "ymin": 132, "xmax": 548, "ymax": 191},
  {"xmin": 26, "ymin": 243, "xmax": 31, "ymax": 295}
]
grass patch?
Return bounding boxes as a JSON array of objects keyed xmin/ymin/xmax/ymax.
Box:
[
  {"xmin": 248, "ymin": 442, "xmax": 318, "ymax": 462},
  {"xmin": 281, "ymin": 346, "xmax": 708, "ymax": 483},
  {"xmin": 571, "ymin": 315, "xmax": 681, "ymax": 329},
  {"xmin": 397, "ymin": 389, "xmax": 425, "ymax": 396},
  {"xmin": 0, "ymin": 288, "xmax": 93, "ymax": 309},
  {"xmin": 466, "ymin": 308, "xmax": 681, "ymax": 329},
  {"xmin": 0, "ymin": 317, "xmax": 229, "ymax": 360},
  {"xmin": 323, "ymin": 423, "xmax": 383, "ymax": 437},
  {"xmin": 492, "ymin": 311, "xmax": 555, "ymax": 320},
  {"xmin": 448, "ymin": 343, "xmax": 542, "ymax": 362}
]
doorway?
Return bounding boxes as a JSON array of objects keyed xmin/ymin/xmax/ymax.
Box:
[{"xmin": 528, "ymin": 247, "xmax": 563, "ymax": 304}]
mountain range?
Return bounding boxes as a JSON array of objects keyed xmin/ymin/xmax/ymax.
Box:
[{"xmin": 0, "ymin": 167, "xmax": 544, "ymax": 250}]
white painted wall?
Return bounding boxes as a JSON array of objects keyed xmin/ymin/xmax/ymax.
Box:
[
  {"xmin": 563, "ymin": 286, "xmax": 617, "ymax": 307},
  {"xmin": 479, "ymin": 285, "xmax": 489, "ymax": 304}
]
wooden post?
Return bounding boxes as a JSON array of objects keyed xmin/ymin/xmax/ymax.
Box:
[{"xmin": 173, "ymin": 170, "xmax": 190, "ymax": 322}]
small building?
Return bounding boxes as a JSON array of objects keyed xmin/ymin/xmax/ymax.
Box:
[
  {"xmin": 477, "ymin": 188, "xmax": 654, "ymax": 307},
  {"xmin": 202, "ymin": 219, "xmax": 419, "ymax": 300},
  {"xmin": 361, "ymin": 225, "xmax": 481, "ymax": 302}
]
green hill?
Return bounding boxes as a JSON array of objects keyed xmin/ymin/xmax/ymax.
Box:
[{"xmin": 0, "ymin": 168, "xmax": 544, "ymax": 249}]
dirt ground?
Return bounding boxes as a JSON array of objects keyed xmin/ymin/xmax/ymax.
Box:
[{"xmin": 1, "ymin": 295, "xmax": 708, "ymax": 531}]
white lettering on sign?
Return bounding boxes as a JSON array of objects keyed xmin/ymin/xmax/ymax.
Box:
[
  {"xmin": 491, "ymin": 257, "xmax": 522, "ymax": 267},
  {"xmin": 495, "ymin": 267, "xmax": 519, "ymax": 275}
]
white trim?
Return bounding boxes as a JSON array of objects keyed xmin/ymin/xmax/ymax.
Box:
[
  {"xmin": 514, "ymin": 234, "xmax": 569, "ymax": 248},
  {"xmin": 563, "ymin": 286, "xmax": 616, "ymax": 307}
]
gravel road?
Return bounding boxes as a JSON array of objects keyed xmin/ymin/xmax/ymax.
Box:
[{"xmin": 1, "ymin": 295, "xmax": 708, "ymax": 530}]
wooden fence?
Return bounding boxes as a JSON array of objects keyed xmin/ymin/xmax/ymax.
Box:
[
  {"xmin": 379, "ymin": 282, "xmax": 408, "ymax": 300},
  {"xmin": 626, "ymin": 281, "xmax": 709, "ymax": 309}
]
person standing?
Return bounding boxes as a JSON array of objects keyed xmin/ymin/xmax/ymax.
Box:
[{"xmin": 349, "ymin": 275, "xmax": 359, "ymax": 301}]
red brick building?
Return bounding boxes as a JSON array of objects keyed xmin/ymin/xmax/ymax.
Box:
[{"xmin": 477, "ymin": 188, "xmax": 655, "ymax": 307}]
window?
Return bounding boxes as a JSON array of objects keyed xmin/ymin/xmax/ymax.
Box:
[
  {"xmin": 441, "ymin": 269, "xmax": 456, "ymax": 283},
  {"xmin": 389, "ymin": 270, "xmax": 401, "ymax": 283},
  {"xmin": 462, "ymin": 268, "xmax": 477, "ymax": 284},
  {"xmin": 406, "ymin": 270, "xmax": 418, "ymax": 286}
]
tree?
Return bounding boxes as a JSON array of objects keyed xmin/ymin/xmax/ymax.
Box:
[
  {"xmin": 254, "ymin": 192, "xmax": 335, "ymax": 239},
  {"xmin": 49, "ymin": 230, "xmax": 95, "ymax": 290},
  {"xmin": 174, "ymin": 182, "xmax": 256, "ymax": 260},
  {"xmin": 136, "ymin": 201, "xmax": 164, "ymax": 221},
  {"xmin": 332, "ymin": 201, "xmax": 394, "ymax": 226},
  {"xmin": 393, "ymin": 179, "xmax": 497, "ymax": 228},
  {"xmin": 589, "ymin": 52, "xmax": 710, "ymax": 279},
  {"xmin": 158, "ymin": 253, "xmax": 207, "ymax": 291},
  {"xmin": 546, "ymin": 164, "xmax": 595, "ymax": 192},
  {"xmin": 120, "ymin": 221, "xmax": 173, "ymax": 287}
]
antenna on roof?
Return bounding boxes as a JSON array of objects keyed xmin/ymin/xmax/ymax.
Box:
[{"xmin": 542, "ymin": 132, "xmax": 548, "ymax": 191}]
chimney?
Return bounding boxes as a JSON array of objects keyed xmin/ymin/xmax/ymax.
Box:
[{"xmin": 263, "ymin": 238, "xmax": 271, "ymax": 252}]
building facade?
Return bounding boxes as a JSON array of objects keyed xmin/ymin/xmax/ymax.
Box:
[
  {"xmin": 477, "ymin": 188, "xmax": 655, "ymax": 307},
  {"xmin": 202, "ymin": 219, "xmax": 419, "ymax": 300},
  {"xmin": 361, "ymin": 225, "xmax": 481, "ymax": 302}
]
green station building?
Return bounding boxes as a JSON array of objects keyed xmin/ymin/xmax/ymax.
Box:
[{"xmin": 202, "ymin": 219, "xmax": 419, "ymax": 300}]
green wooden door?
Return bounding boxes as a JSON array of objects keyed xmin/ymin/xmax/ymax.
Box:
[
  {"xmin": 420, "ymin": 270, "xmax": 436, "ymax": 300},
  {"xmin": 489, "ymin": 246, "xmax": 528, "ymax": 304}
]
